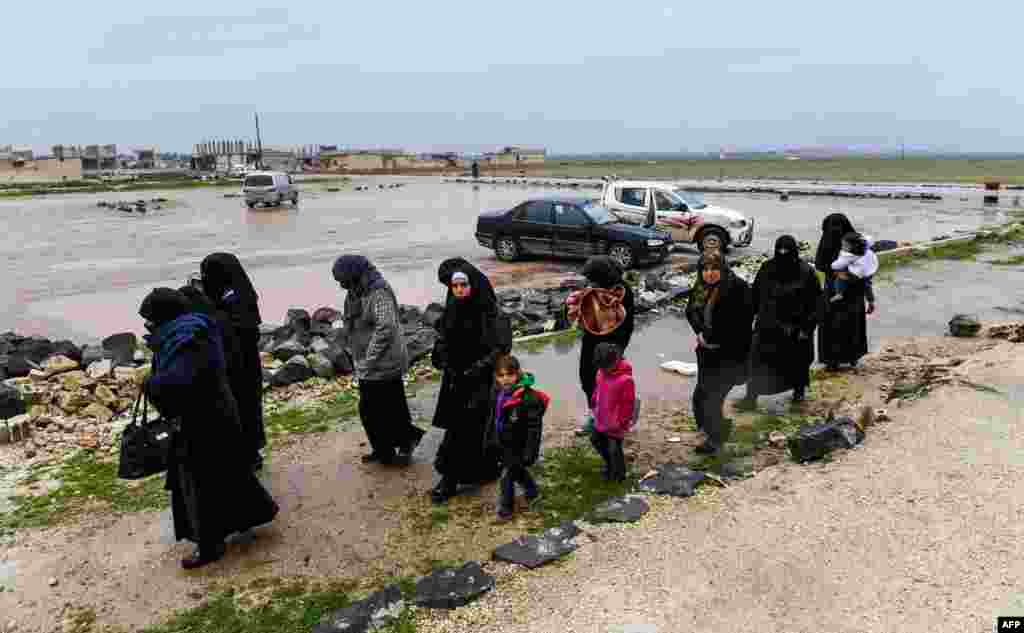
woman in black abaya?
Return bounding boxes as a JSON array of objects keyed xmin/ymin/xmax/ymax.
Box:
[
  {"xmin": 200, "ymin": 253, "xmax": 266, "ymax": 470},
  {"xmin": 430, "ymin": 258, "xmax": 503, "ymax": 504},
  {"xmin": 141, "ymin": 288, "xmax": 278, "ymax": 569},
  {"xmin": 742, "ymin": 235, "xmax": 822, "ymax": 406},
  {"xmin": 815, "ymin": 213, "xmax": 877, "ymax": 370}
]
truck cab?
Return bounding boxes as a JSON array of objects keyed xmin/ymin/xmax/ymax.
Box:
[{"xmin": 600, "ymin": 178, "xmax": 754, "ymax": 251}]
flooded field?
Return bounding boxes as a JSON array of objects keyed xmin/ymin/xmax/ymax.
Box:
[{"xmin": 0, "ymin": 176, "xmax": 1017, "ymax": 341}]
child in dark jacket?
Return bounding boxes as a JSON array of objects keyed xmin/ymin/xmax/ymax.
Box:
[
  {"xmin": 589, "ymin": 343, "xmax": 636, "ymax": 482},
  {"xmin": 492, "ymin": 354, "xmax": 549, "ymax": 521}
]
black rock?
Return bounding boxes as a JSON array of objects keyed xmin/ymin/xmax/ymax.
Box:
[
  {"xmin": 52, "ymin": 340, "xmax": 82, "ymax": 363},
  {"xmin": 524, "ymin": 293, "xmax": 550, "ymax": 307},
  {"xmin": 636, "ymin": 463, "xmax": 708, "ymax": 497},
  {"xmin": 270, "ymin": 356, "xmax": 314, "ymax": 387},
  {"xmin": 497, "ymin": 289, "xmax": 522, "ymax": 304},
  {"xmin": 312, "ymin": 306, "xmax": 342, "ymax": 324},
  {"xmin": 0, "ymin": 355, "xmax": 33, "ymax": 379},
  {"xmin": 949, "ymin": 314, "xmax": 981, "ymax": 338},
  {"xmin": 405, "ymin": 329, "xmax": 438, "ymax": 365},
  {"xmin": 0, "ymin": 384, "xmax": 26, "ymax": 420},
  {"xmin": 413, "ymin": 562, "xmax": 495, "ymax": 609},
  {"xmin": 520, "ymin": 310, "xmax": 549, "ymax": 323},
  {"xmin": 102, "ymin": 332, "xmax": 137, "ymax": 366},
  {"xmin": 309, "ymin": 322, "xmax": 333, "ymax": 338},
  {"xmin": 17, "ymin": 337, "xmax": 56, "ymax": 364},
  {"xmin": 324, "ymin": 342, "xmax": 354, "ymax": 376},
  {"xmin": 312, "ymin": 584, "xmax": 404, "ymax": 633},
  {"xmin": 664, "ymin": 287, "xmax": 690, "ymax": 302},
  {"xmin": 80, "ymin": 344, "xmax": 104, "ymax": 367},
  {"xmin": 422, "ymin": 303, "xmax": 445, "ymax": 329},
  {"xmin": 787, "ymin": 416, "xmax": 864, "ymax": 463},
  {"xmin": 523, "ymin": 323, "xmax": 546, "ymax": 336},
  {"xmin": 272, "ymin": 338, "xmax": 309, "ymax": 362},
  {"xmin": 398, "ymin": 304, "xmax": 422, "ymax": 325},
  {"xmin": 644, "ymin": 273, "xmax": 669, "ymax": 292},
  {"xmin": 590, "ymin": 495, "xmax": 650, "ymax": 523},
  {"xmin": 492, "ymin": 522, "xmax": 580, "ymax": 569},
  {"xmin": 285, "ymin": 309, "xmax": 312, "ymax": 333}
]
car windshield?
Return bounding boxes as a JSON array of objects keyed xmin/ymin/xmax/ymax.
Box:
[
  {"xmin": 671, "ymin": 189, "xmax": 707, "ymax": 209},
  {"xmin": 580, "ymin": 202, "xmax": 617, "ymax": 224},
  {"xmin": 245, "ymin": 175, "xmax": 273, "ymax": 187}
]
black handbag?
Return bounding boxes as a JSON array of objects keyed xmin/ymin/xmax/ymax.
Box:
[{"xmin": 117, "ymin": 389, "xmax": 176, "ymax": 480}]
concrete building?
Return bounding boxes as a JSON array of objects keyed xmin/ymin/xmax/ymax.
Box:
[
  {"xmin": 81, "ymin": 144, "xmax": 117, "ymax": 172},
  {"xmin": 192, "ymin": 139, "xmax": 304, "ymax": 173},
  {"xmin": 487, "ymin": 146, "xmax": 546, "ymax": 167},
  {"xmin": 0, "ymin": 152, "xmax": 83, "ymax": 181}
]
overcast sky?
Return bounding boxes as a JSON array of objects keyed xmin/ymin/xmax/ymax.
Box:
[{"xmin": 4, "ymin": 1, "xmax": 1021, "ymax": 154}]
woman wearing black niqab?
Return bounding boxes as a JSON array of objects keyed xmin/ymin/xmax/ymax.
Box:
[
  {"xmin": 575, "ymin": 256, "xmax": 635, "ymax": 429},
  {"xmin": 814, "ymin": 213, "xmax": 877, "ymax": 369},
  {"xmin": 429, "ymin": 258, "xmax": 503, "ymax": 503},
  {"xmin": 742, "ymin": 235, "xmax": 822, "ymax": 406},
  {"xmin": 140, "ymin": 288, "xmax": 278, "ymax": 570},
  {"xmin": 200, "ymin": 253, "xmax": 266, "ymax": 470}
]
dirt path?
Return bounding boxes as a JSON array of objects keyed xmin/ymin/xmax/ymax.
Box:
[{"xmin": 415, "ymin": 336, "xmax": 1024, "ymax": 633}]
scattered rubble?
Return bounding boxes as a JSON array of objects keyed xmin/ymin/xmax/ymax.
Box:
[
  {"xmin": 95, "ymin": 198, "xmax": 168, "ymax": 213},
  {"xmin": 413, "ymin": 562, "xmax": 495, "ymax": 609},
  {"xmin": 590, "ymin": 495, "xmax": 650, "ymax": 523},
  {"xmin": 492, "ymin": 522, "xmax": 580, "ymax": 569},
  {"xmin": 312, "ymin": 584, "xmax": 405, "ymax": 633},
  {"xmin": 636, "ymin": 463, "xmax": 708, "ymax": 497}
]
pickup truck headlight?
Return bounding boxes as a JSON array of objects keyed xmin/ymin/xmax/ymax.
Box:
[
  {"xmin": 730, "ymin": 219, "xmax": 748, "ymax": 228},
  {"xmin": 646, "ymin": 239, "xmax": 665, "ymax": 247}
]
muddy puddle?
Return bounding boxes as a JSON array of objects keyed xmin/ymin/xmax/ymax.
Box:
[{"xmin": 3, "ymin": 176, "xmax": 1018, "ymax": 341}]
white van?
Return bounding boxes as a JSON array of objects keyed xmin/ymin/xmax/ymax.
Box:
[{"xmin": 243, "ymin": 171, "xmax": 299, "ymax": 208}]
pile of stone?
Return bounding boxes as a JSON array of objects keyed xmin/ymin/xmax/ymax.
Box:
[
  {"xmin": 95, "ymin": 198, "xmax": 167, "ymax": 213},
  {"xmin": 1, "ymin": 332, "xmax": 150, "ymax": 457}
]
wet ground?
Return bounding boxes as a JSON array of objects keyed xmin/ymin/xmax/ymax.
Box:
[
  {"xmin": 2, "ymin": 247, "xmax": 1023, "ymax": 631},
  {"xmin": 2, "ymin": 176, "xmax": 1018, "ymax": 342}
]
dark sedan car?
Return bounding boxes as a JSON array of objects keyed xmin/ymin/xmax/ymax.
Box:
[{"xmin": 475, "ymin": 196, "xmax": 673, "ymax": 269}]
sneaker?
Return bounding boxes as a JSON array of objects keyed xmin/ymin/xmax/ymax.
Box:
[{"xmin": 181, "ymin": 542, "xmax": 226, "ymax": 570}]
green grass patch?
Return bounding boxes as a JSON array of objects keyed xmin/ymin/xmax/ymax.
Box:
[
  {"xmin": 989, "ymin": 255, "xmax": 1024, "ymax": 266},
  {"xmin": 428, "ymin": 507, "xmax": 450, "ymax": 529},
  {"xmin": 688, "ymin": 413, "xmax": 809, "ymax": 472},
  {"xmin": 264, "ymin": 390, "xmax": 360, "ymax": 440},
  {"xmin": 0, "ymin": 450, "xmax": 168, "ymax": 530},
  {"xmin": 139, "ymin": 577, "xmax": 416, "ymax": 633},
  {"xmin": 533, "ymin": 442, "xmax": 633, "ymax": 529}
]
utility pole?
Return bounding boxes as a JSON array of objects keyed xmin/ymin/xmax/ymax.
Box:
[{"xmin": 255, "ymin": 113, "xmax": 264, "ymax": 170}]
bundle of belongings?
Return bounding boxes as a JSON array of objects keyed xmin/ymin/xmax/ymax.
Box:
[{"xmin": 566, "ymin": 286, "xmax": 627, "ymax": 336}]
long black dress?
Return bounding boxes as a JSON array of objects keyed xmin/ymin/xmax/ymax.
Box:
[
  {"xmin": 140, "ymin": 289, "xmax": 278, "ymax": 548},
  {"xmin": 748, "ymin": 235, "xmax": 822, "ymax": 396},
  {"xmin": 685, "ymin": 257, "xmax": 754, "ymax": 447},
  {"xmin": 200, "ymin": 253, "xmax": 266, "ymax": 462},
  {"xmin": 431, "ymin": 259, "xmax": 503, "ymax": 485},
  {"xmin": 578, "ymin": 257, "xmax": 636, "ymax": 403},
  {"xmin": 814, "ymin": 214, "xmax": 875, "ymax": 367}
]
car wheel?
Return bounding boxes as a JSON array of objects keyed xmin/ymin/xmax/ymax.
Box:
[
  {"xmin": 697, "ymin": 227, "xmax": 729, "ymax": 253},
  {"xmin": 495, "ymin": 236, "xmax": 520, "ymax": 262},
  {"xmin": 608, "ymin": 243, "xmax": 635, "ymax": 270}
]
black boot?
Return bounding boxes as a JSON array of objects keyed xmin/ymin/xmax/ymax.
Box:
[
  {"xmin": 181, "ymin": 541, "xmax": 226, "ymax": 570},
  {"xmin": 430, "ymin": 479, "xmax": 457, "ymax": 504},
  {"xmin": 792, "ymin": 387, "xmax": 806, "ymax": 402}
]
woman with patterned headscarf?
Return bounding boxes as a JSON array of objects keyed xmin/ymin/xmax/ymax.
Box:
[
  {"xmin": 200, "ymin": 253, "xmax": 266, "ymax": 470},
  {"xmin": 685, "ymin": 252, "xmax": 754, "ymax": 454},
  {"xmin": 140, "ymin": 288, "xmax": 278, "ymax": 570},
  {"xmin": 429, "ymin": 258, "xmax": 503, "ymax": 504},
  {"xmin": 814, "ymin": 213, "xmax": 877, "ymax": 370},
  {"xmin": 741, "ymin": 235, "xmax": 822, "ymax": 406}
]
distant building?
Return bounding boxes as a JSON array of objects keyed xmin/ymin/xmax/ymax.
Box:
[
  {"xmin": 0, "ymin": 147, "xmax": 82, "ymax": 181},
  {"xmin": 481, "ymin": 146, "xmax": 546, "ymax": 168}
]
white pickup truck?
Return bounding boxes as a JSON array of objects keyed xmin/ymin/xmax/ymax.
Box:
[{"xmin": 599, "ymin": 178, "xmax": 754, "ymax": 251}]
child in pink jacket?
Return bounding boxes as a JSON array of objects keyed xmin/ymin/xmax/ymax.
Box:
[{"xmin": 589, "ymin": 343, "xmax": 636, "ymax": 481}]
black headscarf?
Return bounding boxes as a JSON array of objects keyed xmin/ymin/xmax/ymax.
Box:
[
  {"xmin": 178, "ymin": 285, "xmax": 215, "ymax": 315},
  {"xmin": 815, "ymin": 213, "xmax": 856, "ymax": 273},
  {"xmin": 690, "ymin": 251, "xmax": 736, "ymax": 308},
  {"xmin": 331, "ymin": 255, "xmax": 389, "ymax": 296},
  {"xmin": 581, "ymin": 256, "xmax": 624, "ymax": 289},
  {"xmin": 766, "ymin": 235, "xmax": 803, "ymax": 282},
  {"xmin": 200, "ymin": 253, "xmax": 262, "ymax": 327},
  {"xmin": 139, "ymin": 288, "xmax": 191, "ymax": 326},
  {"xmin": 437, "ymin": 258, "xmax": 499, "ymax": 366}
]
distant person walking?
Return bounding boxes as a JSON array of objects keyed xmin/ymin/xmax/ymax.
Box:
[
  {"xmin": 430, "ymin": 258, "xmax": 504, "ymax": 504},
  {"xmin": 742, "ymin": 235, "xmax": 822, "ymax": 407},
  {"xmin": 815, "ymin": 213, "xmax": 877, "ymax": 370},
  {"xmin": 685, "ymin": 252, "xmax": 754, "ymax": 454},
  {"xmin": 471, "ymin": 161, "xmax": 480, "ymax": 179},
  {"xmin": 332, "ymin": 255, "xmax": 425, "ymax": 465},
  {"xmin": 200, "ymin": 253, "xmax": 266, "ymax": 471},
  {"xmin": 140, "ymin": 288, "xmax": 278, "ymax": 570}
]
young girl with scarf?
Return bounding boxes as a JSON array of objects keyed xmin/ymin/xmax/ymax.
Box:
[
  {"xmin": 685, "ymin": 252, "xmax": 754, "ymax": 454},
  {"xmin": 140, "ymin": 288, "xmax": 278, "ymax": 570}
]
